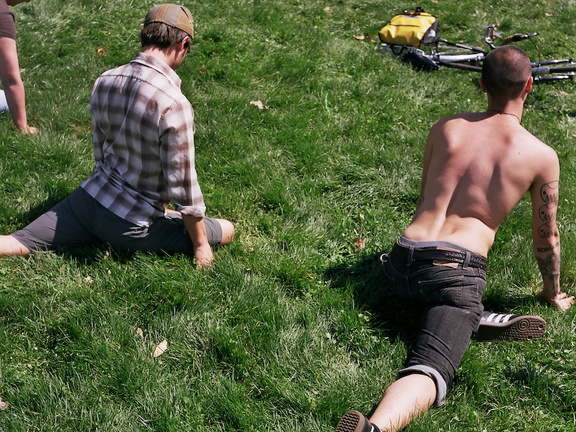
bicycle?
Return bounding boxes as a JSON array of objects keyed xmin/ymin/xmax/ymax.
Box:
[{"xmin": 377, "ymin": 25, "xmax": 576, "ymax": 82}]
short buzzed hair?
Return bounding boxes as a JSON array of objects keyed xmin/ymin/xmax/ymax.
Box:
[{"xmin": 482, "ymin": 46, "xmax": 532, "ymax": 100}]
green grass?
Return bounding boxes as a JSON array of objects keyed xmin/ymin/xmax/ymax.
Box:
[{"xmin": 1, "ymin": 0, "xmax": 576, "ymax": 430}]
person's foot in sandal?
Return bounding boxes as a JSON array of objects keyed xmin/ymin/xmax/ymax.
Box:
[
  {"xmin": 474, "ymin": 311, "xmax": 546, "ymax": 342},
  {"xmin": 335, "ymin": 410, "xmax": 381, "ymax": 432}
]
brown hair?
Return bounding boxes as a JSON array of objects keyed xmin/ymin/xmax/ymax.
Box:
[
  {"xmin": 482, "ymin": 46, "xmax": 532, "ymax": 100},
  {"xmin": 140, "ymin": 22, "xmax": 189, "ymax": 48}
]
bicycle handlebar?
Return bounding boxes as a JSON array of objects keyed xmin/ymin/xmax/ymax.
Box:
[{"xmin": 502, "ymin": 32, "xmax": 539, "ymax": 44}]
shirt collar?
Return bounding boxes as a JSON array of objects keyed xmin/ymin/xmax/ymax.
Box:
[{"xmin": 130, "ymin": 51, "xmax": 182, "ymax": 89}]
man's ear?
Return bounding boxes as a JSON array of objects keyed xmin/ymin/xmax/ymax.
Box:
[
  {"xmin": 525, "ymin": 76, "xmax": 534, "ymax": 94},
  {"xmin": 479, "ymin": 77, "xmax": 487, "ymax": 94},
  {"xmin": 180, "ymin": 36, "xmax": 192, "ymax": 52}
]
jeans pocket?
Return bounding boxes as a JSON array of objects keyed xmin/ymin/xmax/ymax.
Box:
[
  {"xmin": 417, "ymin": 274, "xmax": 464, "ymax": 304},
  {"xmin": 381, "ymin": 256, "xmax": 409, "ymax": 296}
]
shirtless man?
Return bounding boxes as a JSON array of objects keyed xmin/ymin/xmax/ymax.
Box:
[{"xmin": 335, "ymin": 45, "xmax": 574, "ymax": 432}]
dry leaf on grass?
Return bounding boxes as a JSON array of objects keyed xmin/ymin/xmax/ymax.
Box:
[
  {"xmin": 250, "ymin": 100, "xmax": 269, "ymax": 110},
  {"xmin": 0, "ymin": 397, "xmax": 8, "ymax": 410},
  {"xmin": 136, "ymin": 328, "xmax": 144, "ymax": 339},
  {"xmin": 353, "ymin": 237, "xmax": 366, "ymax": 252},
  {"xmin": 152, "ymin": 339, "xmax": 168, "ymax": 358}
]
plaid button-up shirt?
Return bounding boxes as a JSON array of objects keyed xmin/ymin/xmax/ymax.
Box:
[{"xmin": 81, "ymin": 52, "xmax": 205, "ymax": 226}]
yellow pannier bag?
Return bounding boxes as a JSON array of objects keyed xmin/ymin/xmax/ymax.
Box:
[{"xmin": 379, "ymin": 8, "xmax": 439, "ymax": 47}]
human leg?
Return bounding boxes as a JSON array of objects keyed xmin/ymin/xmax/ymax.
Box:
[
  {"xmin": 98, "ymin": 210, "xmax": 230, "ymax": 254},
  {"xmin": 215, "ymin": 218, "xmax": 235, "ymax": 245},
  {"xmin": 371, "ymin": 374, "xmax": 436, "ymax": 431},
  {"xmin": 335, "ymin": 374, "xmax": 435, "ymax": 432},
  {"xmin": 0, "ymin": 234, "xmax": 31, "ymax": 256},
  {"xmin": 8, "ymin": 188, "xmax": 100, "ymax": 253},
  {"xmin": 336, "ymin": 241, "xmax": 486, "ymax": 431}
]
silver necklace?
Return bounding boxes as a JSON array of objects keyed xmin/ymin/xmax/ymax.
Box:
[{"xmin": 487, "ymin": 109, "xmax": 521, "ymax": 122}]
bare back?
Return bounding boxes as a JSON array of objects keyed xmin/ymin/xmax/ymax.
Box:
[{"xmin": 403, "ymin": 112, "xmax": 559, "ymax": 257}]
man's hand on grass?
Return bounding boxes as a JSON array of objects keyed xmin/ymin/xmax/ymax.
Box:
[
  {"xmin": 194, "ymin": 243, "xmax": 214, "ymax": 268},
  {"xmin": 539, "ymin": 291, "xmax": 575, "ymax": 311}
]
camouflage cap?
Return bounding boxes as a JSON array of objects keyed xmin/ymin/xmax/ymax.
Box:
[{"xmin": 144, "ymin": 4, "xmax": 194, "ymax": 39}]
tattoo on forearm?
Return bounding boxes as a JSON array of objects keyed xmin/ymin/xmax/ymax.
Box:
[
  {"xmin": 539, "ymin": 222, "xmax": 556, "ymax": 239},
  {"xmin": 538, "ymin": 202, "xmax": 556, "ymax": 222},
  {"xmin": 537, "ymin": 242, "xmax": 559, "ymax": 253},
  {"xmin": 536, "ymin": 253, "xmax": 560, "ymax": 286},
  {"xmin": 538, "ymin": 181, "xmax": 559, "ymax": 239}
]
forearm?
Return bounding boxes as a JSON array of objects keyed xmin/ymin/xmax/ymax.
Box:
[
  {"xmin": 535, "ymin": 241, "xmax": 561, "ymax": 298},
  {"xmin": 534, "ymin": 239, "xmax": 573, "ymax": 310},
  {"xmin": 0, "ymin": 38, "xmax": 35, "ymax": 133},
  {"xmin": 183, "ymin": 214, "xmax": 208, "ymax": 246},
  {"xmin": 530, "ymin": 177, "xmax": 572, "ymax": 309},
  {"xmin": 4, "ymin": 78, "xmax": 28, "ymax": 131},
  {"xmin": 182, "ymin": 214, "xmax": 213, "ymax": 267}
]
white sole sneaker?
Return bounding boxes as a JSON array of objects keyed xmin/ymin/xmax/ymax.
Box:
[{"xmin": 474, "ymin": 312, "xmax": 546, "ymax": 342}]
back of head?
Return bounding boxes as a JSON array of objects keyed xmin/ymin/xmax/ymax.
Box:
[
  {"xmin": 482, "ymin": 46, "xmax": 532, "ymax": 101},
  {"xmin": 141, "ymin": 4, "xmax": 194, "ymax": 48}
]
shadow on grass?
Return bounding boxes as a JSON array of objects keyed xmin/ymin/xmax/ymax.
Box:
[
  {"xmin": 504, "ymin": 362, "xmax": 575, "ymax": 414},
  {"xmin": 58, "ymin": 245, "xmax": 137, "ymax": 266},
  {"xmin": 325, "ymin": 251, "xmax": 424, "ymax": 346},
  {"xmin": 325, "ymin": 251, "xmax": 547, "ymax": 347},
  {"xmin": 481, "ymin": 291, "xmax": 541, "ymax": 313},
  {"xmin": 12, "ymin": 190, "xmax": 71, "ymax": 224}
]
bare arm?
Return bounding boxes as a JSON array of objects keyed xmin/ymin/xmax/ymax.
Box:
[
  {"xmin": 0, "ymin": 37, "xmax": 38, "ymax": 134},
  {"xmin": 182, "ymin": 214, "xmax": 214, "ymax": 268},
  {"xmin": 530, "ymin": 156, "xmax": 574, "ymax": 310}
]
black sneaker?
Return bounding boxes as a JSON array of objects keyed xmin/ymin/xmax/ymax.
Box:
[
  {"xmin": 335, "ymin": 410, "xmax": 381, "ymax": 432},
  {"xmin": 474, "ymin": 312, "xmax": 546, "ymax": 342}
]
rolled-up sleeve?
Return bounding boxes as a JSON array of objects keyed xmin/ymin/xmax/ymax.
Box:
[{"xmin": 160, "ymin": 99, "xmax": 206, "ymax": 218}]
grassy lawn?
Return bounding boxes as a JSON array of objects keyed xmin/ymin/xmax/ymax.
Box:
[{"xmin": 1, "ymin": 0, "xmax": 575, "ymax": 430}]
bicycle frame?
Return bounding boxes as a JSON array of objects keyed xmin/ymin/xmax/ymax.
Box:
[{"xmin": 379, "ymin": 25, "xmax": 576, "ymax": 81}]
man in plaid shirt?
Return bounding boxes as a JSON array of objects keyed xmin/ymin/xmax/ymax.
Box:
[{"xmin": 0, "ymin": 4, "xmax": 234, "ymax": 267}]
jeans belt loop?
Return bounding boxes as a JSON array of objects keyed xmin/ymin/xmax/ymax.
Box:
[
  {"xmin": 406, "ymin": 246, "xmax": 414, "ymax": 273},
  {"xmin": 462, "ymin": 251, "xmax": 471, "ymax": 269}
]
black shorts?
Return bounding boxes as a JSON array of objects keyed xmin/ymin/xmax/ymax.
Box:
[
  {"xmin": 11, "ymin": 187, "xmax": 223, "ymax": 254},
  {"xmin": 0, "ymin": 1, "xmax": 16, "ymax": 40}
]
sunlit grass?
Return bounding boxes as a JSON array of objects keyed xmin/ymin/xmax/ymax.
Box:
[{"xmin": 0, "ymin": 0, "xmax": 575, "ymax": 430}]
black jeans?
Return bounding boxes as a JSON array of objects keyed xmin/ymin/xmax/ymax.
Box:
[{"xmin": 381, "ymin": 237, "xmax": 487, "ymax": 406}]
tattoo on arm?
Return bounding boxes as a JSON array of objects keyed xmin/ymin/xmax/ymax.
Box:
[
  {"xmin": 537, "ymin": 242, "xmax": 559, "ymax": 253},
  {"xmin": 536, "ymin": 253, "xmax": 560, "ymax": 287},
  {"xmin": 540, "ymin": 181, "xmax": 558, "ymax": 204},
  {"xmin": 538, "ymin": 222, "xmax": 556, "ymax": 239},
  {"xmin": 535, "ymin": 181, "xmax": 560, "ymax": 292},
  {"xmin": 538, "ymin": 181, "xmax": 559, "ymax": 239}
]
